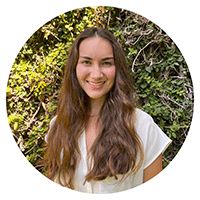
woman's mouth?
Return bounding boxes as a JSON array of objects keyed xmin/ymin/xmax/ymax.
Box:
[{"xmin": 86, "ymin": 81, "xmax": 105, "ymax": 89}]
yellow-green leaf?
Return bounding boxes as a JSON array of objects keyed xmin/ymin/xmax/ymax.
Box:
[{"xmin": 14, "ymin": 122, "xmax": 18, "ymax": 130}]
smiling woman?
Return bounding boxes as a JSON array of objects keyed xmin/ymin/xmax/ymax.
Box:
[
  {"xmin": 44, "ymin": 27, "xmax": 172, "ymax": 194},
  {"xmin": 76, "ymin": 36, "xmax": 116, "ymax": 102}
]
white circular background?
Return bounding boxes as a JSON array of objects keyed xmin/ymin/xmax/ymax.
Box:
[{"xmin": 1, "ymin": 1, "xmax": 199, "ymax": 199}]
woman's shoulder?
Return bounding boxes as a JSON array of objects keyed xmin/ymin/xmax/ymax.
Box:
[
  {"xmin": 45, "ymin": 115, "xmax": 57, "ymax": 143},
  {"xmin": 135, "ymin": 108, "xmax": 154, "ymax": 124}
]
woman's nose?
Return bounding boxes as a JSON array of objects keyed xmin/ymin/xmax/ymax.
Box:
[{"xmin": 90, "ymin": 64, "xmax": 103, "ymax": 79}]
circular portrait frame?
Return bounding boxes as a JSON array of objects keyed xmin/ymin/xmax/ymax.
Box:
[{"xmin": 2, "ymin": 2, "xmax": 198, "ymax": 199}]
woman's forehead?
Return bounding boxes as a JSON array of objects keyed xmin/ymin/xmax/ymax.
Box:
[{"xmin": 79, "ymin": 37, "xmax": 114, "ymax": 58}]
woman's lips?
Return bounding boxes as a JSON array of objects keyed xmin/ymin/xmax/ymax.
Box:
[{"xmin": 86, "ymin": 81, "xmax": 105, "ymax": 89}]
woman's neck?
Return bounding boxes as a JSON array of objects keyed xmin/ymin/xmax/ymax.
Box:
[{"xmin": 88, "ymin": 97, "xmax": 105, "ymax": 117}]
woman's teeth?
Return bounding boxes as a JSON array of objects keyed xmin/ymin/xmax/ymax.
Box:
[{"xmin": 87, "ymin": 81, "xmax": 105, "ymax": 86}]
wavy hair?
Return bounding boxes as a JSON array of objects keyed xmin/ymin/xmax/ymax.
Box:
[{"xmin": 45, "ymin": 27, "xmax": 144, "ymax": 189}]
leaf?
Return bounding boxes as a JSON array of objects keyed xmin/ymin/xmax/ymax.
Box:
[
  {"xmin": 140, "ymin": 83, "xmax": 147, "ymax": 89},
  {"xmin": 172, "ymin": 132, "xmax": 177, "ymax": 138},
  {"xmin": 146, "ymin": 66, "xmax": 152, "ymax": 73},
  {"xmin": 178, "ymin": 57, "xmax": 183, "ymax": 62},
  {"xmin": 174, "ymin": 62, "xmax": 179, "ymax": 66},
  {"xmin": 140, "ymin": 94, "xmax": 147, "ymax": 98},
  {"xmin": 177, "ymin": 80, "xmax": 184, "ymax": 86},
  {"xmin": 14, "ymin": 122, "xmax": 18, "ymax": 130}
]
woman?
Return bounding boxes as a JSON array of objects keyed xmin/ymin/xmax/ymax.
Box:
[{"xmin": 45, "ymin": 27, "xmax": 172, "ymax": 194}]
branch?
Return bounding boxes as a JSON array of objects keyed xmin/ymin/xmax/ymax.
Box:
[
  {"xmin": 19, "ymin": 102, "xmax": 42, "ymax": 132},
  {"xmin": 17, "ymin": 135, "xmax": 26, "ymax": 152},
  {"xmin": 132, "ymin": 40, "xmax": 155, "ymax": 72},
  {"xmin": 132, "ymin": 35, "xmax": 143, "ymax": 46},
  {"xmin": 157, "ymin": 94, "xmax": 178, "ymax": 121},
  {"xmin": 107, "ymin": 10, "xmax": 111, "ymax": 27},
  {"xmin": 162, "ymin": 95, "xmax": 186, "ymax": 109}
]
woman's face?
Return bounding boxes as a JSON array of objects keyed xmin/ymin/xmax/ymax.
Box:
[{"xmin": 76, "ymin": 36, "xmax": 116, "ymax": 102}]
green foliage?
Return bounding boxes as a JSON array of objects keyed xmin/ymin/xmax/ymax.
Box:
[{"xmin": 6, "ymin": 6, "xmax": 193, "ymax": 171}]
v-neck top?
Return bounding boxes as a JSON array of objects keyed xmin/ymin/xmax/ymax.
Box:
[{"xmin": 45, "ymin": 108, "xmax": 172, "ymax": 194}]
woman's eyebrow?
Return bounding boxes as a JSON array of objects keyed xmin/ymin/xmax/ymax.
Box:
[
  {"xmin": 79, "ymin": 56, "xmax": 92, "ymax": 60},
  {"xmin": 79, "ymin": 56, "xmax": 114, "ymax": 61},
  {"xmin": 102, "ymin": 57, "xmax": 114, "ymax": 61}
]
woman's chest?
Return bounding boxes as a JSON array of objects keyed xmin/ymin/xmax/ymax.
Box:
[
  {"xmin": 76, "ymin": 131, "xmax": 144, "ymax": 193},
  {"xmin": 85, "ymin": 118, "xmax": 99, "ymax": 152}
]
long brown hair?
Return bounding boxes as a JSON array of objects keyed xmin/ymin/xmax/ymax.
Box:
[{"xmin": 45, "ymin": 27, "xmax": 144, "ymax": 189}]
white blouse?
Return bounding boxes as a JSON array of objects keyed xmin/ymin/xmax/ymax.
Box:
[{"xmin": 46, "ymin": 108, "xmax": 172, "ymax": 194}]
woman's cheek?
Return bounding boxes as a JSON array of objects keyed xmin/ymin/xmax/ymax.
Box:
[
  {"xmin": 104, "ymin": 67, "xmax": 116, "ymax": 79},
  {"xmin": 76, "ymin": 65, "xmax": 88, "ymax": 79}
]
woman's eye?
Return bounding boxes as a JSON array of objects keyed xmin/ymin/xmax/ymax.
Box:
[
  {"xmin": 102, "ymin": 62, "xmax": 112, "ymax": 66},
  {"xmin": 82, "ymin": 60, "xmax": 91, "ymax": 65}
]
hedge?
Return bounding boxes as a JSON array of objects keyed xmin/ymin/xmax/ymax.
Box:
[{"xmin": 6, "ymin": 6, "xmax": 193, "ymax": 172}]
